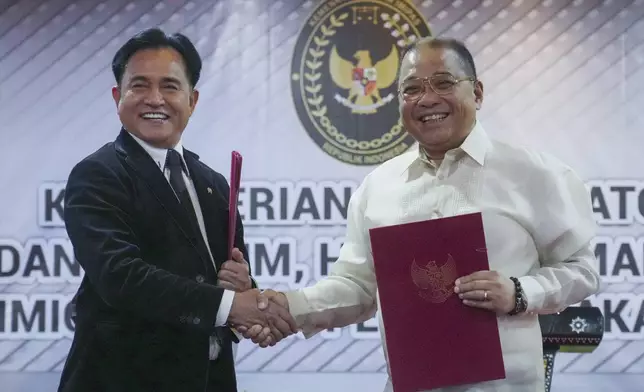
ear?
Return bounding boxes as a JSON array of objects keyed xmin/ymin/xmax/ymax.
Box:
[
  {"xmin": 473, "ymin": 79, "xmax": 484, "ymax": 110},
  {"xmin": 111, "ymin": 86, "xmax": 121, "ymax": 108},
  {"xmin": 189, "ymin": 89, "xmax": 200, "ymax": 115}
]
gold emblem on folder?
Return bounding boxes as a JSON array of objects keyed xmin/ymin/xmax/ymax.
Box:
[{"xmin": 411, "ymin": 254, "xmax": 458, "ymax": 304}]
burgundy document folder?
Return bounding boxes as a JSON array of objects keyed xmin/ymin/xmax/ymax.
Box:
[
  {"xmin": 368, "ymin": 212, "xmax": 505, "ymax": 392},
  {"xmin": 227, "ymin": 151, "xmax": 242, "ymax": 260}
]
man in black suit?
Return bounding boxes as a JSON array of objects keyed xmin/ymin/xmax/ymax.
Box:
[{"xmin": 57, "ymin": 28, "xmax": 296, "ymax": 392}]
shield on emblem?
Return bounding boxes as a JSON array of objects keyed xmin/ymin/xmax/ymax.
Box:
[
  {"xmin": 363, "ymin": 67, "xmax": 377, "ymax": 95},
  {"xmin": 352, "ymin": 67, "xmax": 378, "ymax": 96}
]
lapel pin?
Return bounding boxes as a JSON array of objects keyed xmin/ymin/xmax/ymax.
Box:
[{"xmin": 207, "ymin": 187, "xmax": 212, "ymax": 194}]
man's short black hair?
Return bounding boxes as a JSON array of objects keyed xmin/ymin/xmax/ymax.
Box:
[
  {"xmin": 111, "ymin": 27, "xmax": 202, "ymax": 88},
  {"xmin": 404, "ymin": 36, "xmax": 477, "ymax": 79}
]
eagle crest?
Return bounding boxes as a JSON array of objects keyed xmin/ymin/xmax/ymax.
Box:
[
  {"xmin": 411, "ymin": 254, "xmax": 458, "ymax": 303},
  {"xmin": 329, "ymin": 45, "xmax": 399, "ymax": 114}
]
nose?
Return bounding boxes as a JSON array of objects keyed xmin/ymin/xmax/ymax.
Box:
[
  {"xmin": 416, "ymin": 83, "xmax": 442, "ymax": 108},
  {"xmin": 143, "ymin": 87, "xmax": 164, "ymax": 106}
]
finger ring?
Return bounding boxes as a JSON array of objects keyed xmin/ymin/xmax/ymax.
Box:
[{"xmin": 484, "ymin": 291, "xmax": 488, "ymax": 301}]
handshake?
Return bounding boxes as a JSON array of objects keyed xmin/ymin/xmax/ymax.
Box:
[
  {"xmin": 220, "ymin": 248, "xmax": 298, "ymax": 347},
  {"xmin": 227, "ymin": 288, "xmax": 297, "ymax": 347}
]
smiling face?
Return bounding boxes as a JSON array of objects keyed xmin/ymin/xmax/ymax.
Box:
[
  {"xmin": 399, "ymin": 45, "xmax": 483, "ymax": 158},
  {"xmin": 111, "ymin": 47, "xmax": 199, "ymax": 148}
]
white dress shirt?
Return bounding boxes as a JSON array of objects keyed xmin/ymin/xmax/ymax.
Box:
[
  {"xmin": 284, "ymin": 122, "xmax": 600, "ymax": 392},
  {"xmin": 129, "ymin": 132, "xmax": 235, "ymax": 360}
]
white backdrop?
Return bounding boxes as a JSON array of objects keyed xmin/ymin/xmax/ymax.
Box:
[{"xmin": 1, "ymin": 0, "xmax": 644, "ymax": 391}]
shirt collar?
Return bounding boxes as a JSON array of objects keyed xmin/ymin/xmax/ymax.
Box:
[
  {"xmin": 411, "ymin": 120, "xmax": 490, "ymax": 169},
  {"xmin": 127, "ymin": 130, "xmax": 187, "ymax": 173},
  {"xmin": 458, "ymin": 121, "xmax": 489, "ymax": 166}
]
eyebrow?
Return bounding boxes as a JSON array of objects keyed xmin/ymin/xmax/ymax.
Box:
[
  {"xmin": 160, "ymin": 77, "xmax": 182, "ymax": 85},
  {"xmin": 403, "ymin": 71, "xmax": 455, "ymax": 82},
  {"xmin": 402, "ymin": 76, "xmax": 421, "ymax": 82},
  {"xmin": 128, "ymin": 76, "xmax": 182, "ymax": 85}
]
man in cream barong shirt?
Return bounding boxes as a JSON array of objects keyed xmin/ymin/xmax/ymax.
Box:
[{"xmin": 236, "ymin": 37, "xmax": 601, "ymax": 392}]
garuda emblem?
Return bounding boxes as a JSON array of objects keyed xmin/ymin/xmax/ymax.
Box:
[
  {"xmin": 329, "ymin": 45, "xmax": 399, "ymax": 114},
  {"xmin": 289, "ymin": 0, "xmax": 432, "ymax": 166},
  {"xmin": 411, "ymin": 254, "xmax": 458, "ymax": 304}
]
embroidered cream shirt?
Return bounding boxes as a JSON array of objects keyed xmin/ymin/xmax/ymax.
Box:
[{"xmin": 285, "ymin": 122, "xmax": 600, "ymax": 392}]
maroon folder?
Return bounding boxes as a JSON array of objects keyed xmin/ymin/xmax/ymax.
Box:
[
  {"xmin": 368, "ymin": 212, "xmax": 505, "ymax": 392},
  {"xmin": 227, "ymin": 151, "xmax": 242, "ymax": 260}
]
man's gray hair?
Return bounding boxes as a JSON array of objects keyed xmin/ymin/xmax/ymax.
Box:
[{"xmin": 398, "ymin": 36, "xmax": 478, "ymax": 81}]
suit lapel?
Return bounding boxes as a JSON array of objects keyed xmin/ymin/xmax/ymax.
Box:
[
  {"xmin": 184, "ymin": 151, "xmax": 229, "ymax": 271},
  {"xmin": 114, "ymin": 130, "xmax": 213, "ymax": 271}
]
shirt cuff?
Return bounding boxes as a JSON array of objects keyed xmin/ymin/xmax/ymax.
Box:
[
  {"xmin": 518, "ymin": 275, "xmax": 545, "ymax": 313},
  {"xmin": 215, "ymin": 289, "xmax": 235, "ymax": 327},
  {"xmin": 284, "ymin": 290, "xmax": 309, "ymax": 319}
]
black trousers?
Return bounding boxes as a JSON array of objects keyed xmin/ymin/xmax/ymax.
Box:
[{"xmin": 206, "ymin": 344, "xmax": 238, "ymax": 392}]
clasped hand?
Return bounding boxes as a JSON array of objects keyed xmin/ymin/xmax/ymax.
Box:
[
  {"xmin": 227, "ymin": 289, "xmax": 295, "ymax": 347},
  {"xmin": 230, "ymin": 289, "xmax": 291, "ymax": 347},
  {"xmin": 454, "ymin": 270, "xmax": 516, "ymax": 314},
  {"xmin": 217, "ymin": 248, "xmax": 252, "ymax": 292},
  {"xmin": 219, "ymin": 251, "xmax": 296, "ymax": 347}
]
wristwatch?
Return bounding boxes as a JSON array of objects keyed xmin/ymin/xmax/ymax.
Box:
[{"xmin": 508, "ymin": 277, "xmax": 528, "ymax": 315}]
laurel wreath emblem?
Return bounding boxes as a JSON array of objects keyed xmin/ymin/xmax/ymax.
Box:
[
  {"xmin": 382, "ymin": 12, "xmax": 418, "ymax": 48},
  {"xmin": 303, "ymin": 11, "xmax": 418, "ymax": 151},
  {"xmin": 303, "ymin": 14, "xmax": 346, "ymax": 120}
]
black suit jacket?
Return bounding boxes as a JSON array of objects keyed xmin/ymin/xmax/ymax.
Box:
[{"xmin": 57, "ymin": 129, "xmax": 252, "ymax": 392}]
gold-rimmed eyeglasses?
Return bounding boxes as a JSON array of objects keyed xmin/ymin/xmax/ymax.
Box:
[{"xmin": 399, "ymin": 73, "xmax": 476, "ymax": 102}]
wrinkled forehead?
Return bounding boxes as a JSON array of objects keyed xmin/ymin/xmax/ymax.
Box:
[{"xmin": 399, "ymin": 46, "xmax": 465, "ymax": 83}]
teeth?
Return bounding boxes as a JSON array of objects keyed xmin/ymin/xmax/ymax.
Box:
[
  {"xmin": 142, "ymin": 112, "xmax": 168, "ymax": 119},
  {"xmin": 421, "ymin": 114, "xmax": 448, "ymax": 122}
]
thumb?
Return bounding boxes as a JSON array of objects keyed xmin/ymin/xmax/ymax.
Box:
[
  {"xmin": 257, "ymin": 292, "xmax": 268, "ymax": 310},
  {"xmin": 231, "ymin": 248, "xmax": 247, "ymax": 264}
]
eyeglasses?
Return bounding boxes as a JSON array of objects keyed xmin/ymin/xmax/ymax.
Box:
[{"xmin": 399, "ymin": 73, "xmax": 476, "ymax": 101}]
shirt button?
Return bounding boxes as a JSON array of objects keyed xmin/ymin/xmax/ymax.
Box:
[
  {"xmin": 196, "ymin": 275, "xmax": 205, "ymax": 283},
  {"xmin": 193, "ymin": 317, "xmax": 201, "ymax": 325}
]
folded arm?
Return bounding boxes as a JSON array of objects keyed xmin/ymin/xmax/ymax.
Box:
[
  {"xmin": 65, "ymin": 158, "xmax": 225, "ymax": 332},
  {"xmin": 520, "ymin": 165, "xmax": 601, "ymax": 314}
]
